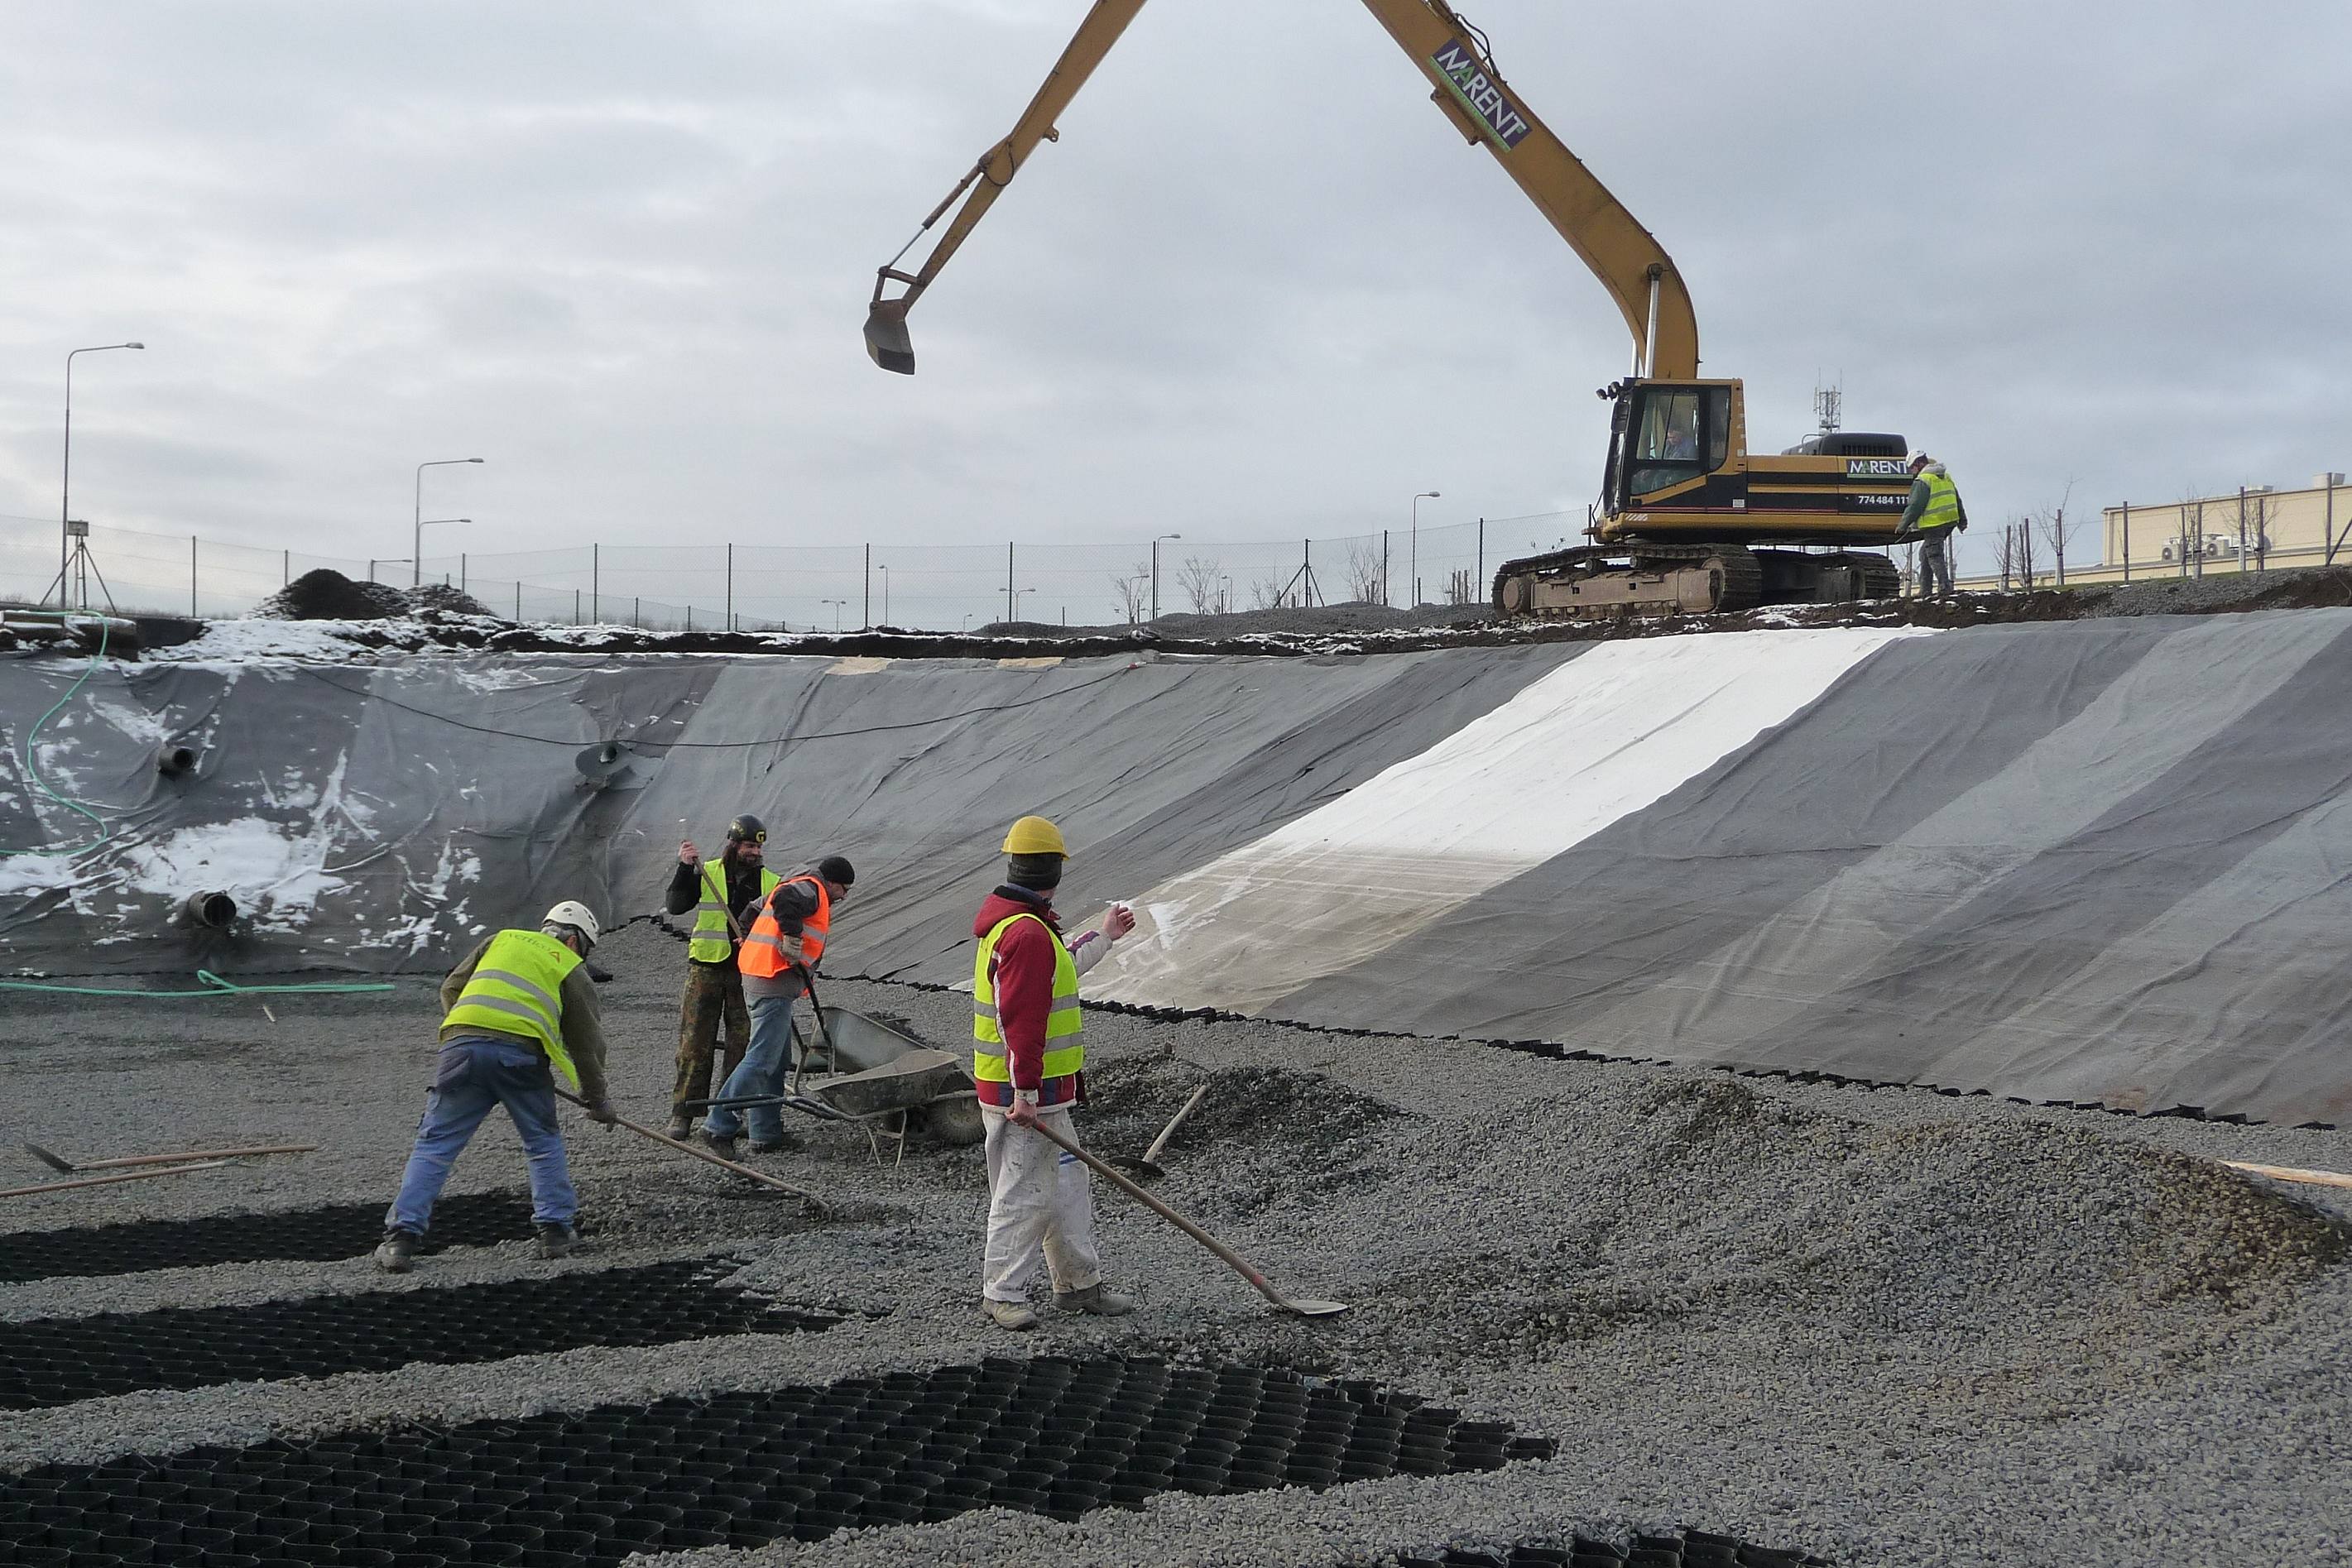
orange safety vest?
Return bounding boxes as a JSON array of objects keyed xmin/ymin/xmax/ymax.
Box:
[{"xmin": 738, "ymin": 874, "xmax": 831, "ymax": 979}]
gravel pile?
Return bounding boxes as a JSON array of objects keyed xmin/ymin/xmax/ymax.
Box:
[{"xmin": 3, "ymin": 922, "xmax": 2349, "ymax": 1566}]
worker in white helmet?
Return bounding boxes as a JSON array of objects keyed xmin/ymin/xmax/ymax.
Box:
[{"xmin": 374, "ymin": 900, "xmax": 617, "ymax": 1273}]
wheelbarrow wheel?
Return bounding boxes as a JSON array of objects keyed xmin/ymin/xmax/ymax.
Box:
[{"xmin": 920, "ymin": 1094, "xmax": 986, "ymax": 1147}]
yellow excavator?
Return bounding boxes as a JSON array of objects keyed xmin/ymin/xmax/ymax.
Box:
[{"xmin": 864, "ymin": 1, "xmax": 1917, "ymax": 617}]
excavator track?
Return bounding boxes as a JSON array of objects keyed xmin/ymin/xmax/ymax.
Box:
[{"xmin": 1493, "ymin": 541, "xmax": 1894, "ymax": 621}]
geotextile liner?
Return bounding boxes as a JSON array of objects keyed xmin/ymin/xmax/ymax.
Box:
[
  {"xmin": 0, "ymin": 1191, "xmax": 536, "ymax": 1284},
  {"xmin": 18, "ymin": 608, "xmax": 2352, "ymax": 1124},
  {"xmin": 0, "ymin": 1356, "xmax": 1555, "ymax": 1562},
  {"xmin": 0, "ymin": 1258, "xmax": 834, "ymax": 1411}
]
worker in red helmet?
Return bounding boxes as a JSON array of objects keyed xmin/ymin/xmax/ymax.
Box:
[
  {"xmin": 972, "ymin": 815, "xmax": 1137, "ymax": 1331},
  {"xmin": 662, "ymin": 813, "xmax": 776, "ymax": 1138}
]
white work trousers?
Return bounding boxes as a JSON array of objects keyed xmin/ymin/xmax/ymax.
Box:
[{"xmin": 981, "ymin": 1105, "xmax": 1102, "ymax": 1303}]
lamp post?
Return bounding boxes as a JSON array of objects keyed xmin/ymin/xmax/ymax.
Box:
[
  {"xmin": 821, "ymin": 597, "xmax": 848, "ymax": 631},
  {"xmin": 1409, "ymin": 491, "xmax": 1439, "ymax": 610},
  {"xmin": 414, "ymin": 458, "xmax": 483, "ymax": 586},
  {"xmin": 413, "ymin": 520, "xmax": 472, "ymax": 585},
  {"xmin": 877, "ymin": 564, "xmax": 890, "ymax": 625},
  {"xmin": 1150, "ymin": 532, "xmax": 1182, "ymax": 621},
  {"xmin": 60, "ymin": 341, "xmax": 145, "ymax": 606}
]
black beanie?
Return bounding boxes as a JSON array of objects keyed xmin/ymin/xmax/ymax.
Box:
[
  {"xmin": 1006, "ymin": 852, "xmax": 1063, "ymax": 890},
  {"xmin": 817, "ymin": 854, "xmax": 855, "ymax": 887}
]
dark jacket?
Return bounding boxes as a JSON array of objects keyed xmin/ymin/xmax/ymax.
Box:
[
  {"xmin": 437, "ymin": 936, "xmax": 612, "ymax": 1104},
  {"xmin": 664, "ymin": 851, "xmax": 770, "ymax": 962}
]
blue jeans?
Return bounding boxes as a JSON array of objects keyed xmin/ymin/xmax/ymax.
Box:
[
  {"xmin": 387, "ymin": 1036, "xmax": 576, "ymax": 1235},
  {"xmin": 702, "ymin": 991, "xmax": 799, "ymax": 1144}
]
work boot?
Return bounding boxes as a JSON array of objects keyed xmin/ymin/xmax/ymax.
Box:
[
  {"xmin": 701, "ymin": 1128, "xmax": 740, "ymax": 1161},
  {"xmin": 535, "ymin": 1222, "xmax": 588, "ymax": 1261},
  {"xmin": 372, "ymin": 1230, "xmax": 420, "ymax": 1274},
  {"xmin": 982, "ymin": 1298, "xmax": 1039, "ymax": 1331},
  {"xmin": 745, "ymin": 1132, "xmax": 801, "ymax": 1156},
  {"xmin": 1054, "ymin": 1283, "xmax": 1135, "ymax": 1317},
  {"xmin": 664, "ymin": 1114, "xmax": 693, "ymax": 1141}
]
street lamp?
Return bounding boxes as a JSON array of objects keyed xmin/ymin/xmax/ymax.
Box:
[
  {"xmin": 414, "ymin": 458, "xmax": 484, "ymax": 586},
  {"xmin": 1150, "ymin": 533, "xmax": 1182, "ymax": 621},
  {"xmin": 821, "ymin": 597, "xmax": 848, "ymax": 631},
  {"xmin": 1409, "ymin": 491, "xmax": 1440, "ymax": 609},
  {"xmin": 58, "ymin": 341, "xmax": 145, "ymax": 607}
]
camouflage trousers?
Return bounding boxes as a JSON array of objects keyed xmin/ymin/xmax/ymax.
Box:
[{"xmin": 671, "ymin": 961, "xmax": 750, "ymax": 1120}]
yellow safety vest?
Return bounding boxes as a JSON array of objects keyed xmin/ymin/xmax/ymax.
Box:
[
  {"xmin": 1918, "ymin": 469, "xmax": 1963, "ymax": 535},
  {"xmin": 972, "ymin": 912, "xmax": 1083, "ymax": 1088},
  {"xmin": 441, "ymin": 929, "xmax": 584, "ymax": 1091},
  {"xmin": 689, "ymin": 862, "xmax": 780, "ymax": 966}
]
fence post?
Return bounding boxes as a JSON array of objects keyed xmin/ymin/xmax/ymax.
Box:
[
  {"xmin": 515, "ymin": 583, "xmax": 521, "ymax": 621},
  {"xmin": 2120, "ymin": 505, "xmax": 2129, "ymax": 581},
  {"xmin": 1301, "ymin": 538, "xmax": 1311, "ymax": 608},
  {"xmin": 632, "ymin": 595, "xmax": 640, "ymax": 628},
  {"xmin": 460, "ymin": 554, "xmax": 468, "ymax": 593},
  {"xmin": 864, "ymin": 542, "xmax": 871, "ymax": 629},
  {"xmin": 1380, "ymin": 530, "xmax": 1390, "ymax": 607},
  {"xmin": 592, "ymin": 543, "xmax": 600, "ymax": 622},
  {"xmin": 1476, "ymin": 517, "xmax": 1484, "ymax": 592},
  {"xmin": 190, "ymin": 535, "xmax": 197, "ymax": 616},
  {"xmin": 686, "ymin": 604, "xmax": 694, "ymax": 632},
  {"xmin": 574, "ymin": 588, "xmax": 581, "ymax": 625},
  {"xmin": 283, "ymin": 548, "xmax": 290, "ymax": 587},
  {"xmin": 1006, "ymin": 540, "xmax": 1015, "ymax": 624},
  {"xmin": 725, "ymin": 542, "xmax": 733, "ymax": 627},
  {"xmin": 367, "ymin": 559, "xmax": 376, "ymax": 583}
]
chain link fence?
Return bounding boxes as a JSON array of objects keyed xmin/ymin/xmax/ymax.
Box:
[{"xmin": 0, "ymin": 509, "xmax": 1584, "ymax": 633}]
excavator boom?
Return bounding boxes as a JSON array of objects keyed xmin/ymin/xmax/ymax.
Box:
[{"xmin": 865, "ymin": 0, "xmax": 1149, "ymax": 372}]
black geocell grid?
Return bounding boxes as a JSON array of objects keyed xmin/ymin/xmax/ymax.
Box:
[
  {"xmin": 0, "ymin": 1259, "xmax": 834, "ymax": 1412},
  {"xmin": 1404, "ymin": 1528, "xmax": 1822, "ymax": 1568},
  {"xmin": 0, "ymin": 1191, "xmax": 534, "ymax": 1284},
  {"xmin": 0, "ymin": 1357, "xmax": 1554, "ymax": 1565}
]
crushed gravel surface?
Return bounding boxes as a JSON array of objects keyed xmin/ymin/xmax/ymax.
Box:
[{"xmin": 4, "ymin": 921, "xmax": 2349, "ymax": 1566}]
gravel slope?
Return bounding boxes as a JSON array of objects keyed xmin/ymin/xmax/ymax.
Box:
[{"xmin": 3, "ymin": 921, "xmax": 2349, "ymax": 1567}]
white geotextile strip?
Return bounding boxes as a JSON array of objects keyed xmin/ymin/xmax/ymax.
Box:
[{"xmin": 1087, "ymin": 626, "xmax": 1928, "ymax": 1014}]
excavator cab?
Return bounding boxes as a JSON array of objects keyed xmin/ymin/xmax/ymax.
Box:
[{"xmin": 1606, "ymin": 381, "xmax": 1737, "ymax": 511}]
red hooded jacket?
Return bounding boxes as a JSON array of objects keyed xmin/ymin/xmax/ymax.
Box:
[{"xmin": 972, "ymin": 884, "xmax": 1084, "ymax": 1106}]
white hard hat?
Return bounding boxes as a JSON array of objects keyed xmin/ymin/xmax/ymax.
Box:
[{"xmin": 540, "ymin": 900, "xmax": 601, "ymax": 949}]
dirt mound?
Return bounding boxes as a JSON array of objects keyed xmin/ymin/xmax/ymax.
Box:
[
  {"xmin": 405, "ymin": 583, "xmax": 495, "ymax": 618},
  {"xmin": 254, "ymin": 569, "xmax": 411, "ymax": 621},
  {"xmin": 252, "ymin": 570, "xmax": 499, "ymax": 622}
]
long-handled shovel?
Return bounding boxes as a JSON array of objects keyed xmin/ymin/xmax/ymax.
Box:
[
  {"xmin": 1023, "ymin": 1115, "xmax": 1346, "ymax": 1318},
  {"xmin": 24, "ymin": 1142, "xmax": 315, "ymax": 1174},
  {"xmin": 555, "ymin": 1089, "xmax": 830, "ymax": 1214},
  {"xmin": 1105, "ymin": 1084, "xmax": 1208, "ymax": 1183},
  {"xmin": 2, "ymin": 1162, "xmax": 233, "ymax": 1200}
]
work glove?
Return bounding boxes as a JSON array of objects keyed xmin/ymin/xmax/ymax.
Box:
[{"xmin": 586, "ymin": 1098, "xmax": 619, "ymax": 1126}]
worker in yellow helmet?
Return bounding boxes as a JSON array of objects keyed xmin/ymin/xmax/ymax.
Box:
[
  {"xmin": 971, "ymin": 814, "xmax": 1137, "ymax": 1331},
  {"xmin": 376, "ymin": 900, "xmax": 617, "ymax": 1274}
]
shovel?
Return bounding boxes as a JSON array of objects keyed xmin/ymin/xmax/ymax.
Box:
[
  {"xmin": 24, "ymin": 1141, "xmax": 315, "ymax": 1174},
  {"xmin": 555, "ymin": 1089, "xmax": 830, "ymax": 1214},
  {"xmin": 1023, "ymin": 1115, "xmax": 1346, "ymax": 1319},
  {"xmin": 1105, "ymin": 1084, "xmax": 1207, "ymax": 1183}
]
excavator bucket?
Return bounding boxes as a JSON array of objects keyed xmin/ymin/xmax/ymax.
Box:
[{"xmin": 864, "ymin": 300, "xmax": 917, "ymax": 375}]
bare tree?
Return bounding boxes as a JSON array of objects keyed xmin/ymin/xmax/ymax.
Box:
[
  {"xmin": 1249, "ymin": 575, "xmax": 1288, "ymax": 611},
  {"xmin": 1342, "ymin": 542, "xmax": 1384, "ymax": 604},
  {"xmin": 1996, "ymin": 519, "xmax": 2040, "ymax": 590},
  {"xmin": 1445, "ymin": 567, "xmax": 1478, "ymax": 606},
  {"xmin": 1108, "ymin": 563, "xmax": 1149, "ymax": 624},
  {"xmin": 2030, "ymin": 479, "xmax": 2080, "ymax": 587},
  {"xmin": 1174, "ymin": 554, "xmax": 1224, "ymax": 614}
]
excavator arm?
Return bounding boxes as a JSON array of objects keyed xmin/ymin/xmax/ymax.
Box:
[
  {"xmin": 865, "ymin": 0, "xmax": 1697, "ymax": 381},
  {"xmin": 863, "ymin": 0, "xmax": 1149, "ymax": 373}
]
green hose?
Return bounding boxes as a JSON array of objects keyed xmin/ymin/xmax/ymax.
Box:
[
  {"xmin": 0, "ymin": 969, "xmax": 395, "ymax": 998},
  {"xmin": 2, "ymin": 615, "xmax": 116, "ymax": 859}
]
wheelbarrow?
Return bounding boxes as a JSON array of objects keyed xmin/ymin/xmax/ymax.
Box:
[{"xmin": 690, "ymin": 1002, "xmax": 983, "ymax": 1163}]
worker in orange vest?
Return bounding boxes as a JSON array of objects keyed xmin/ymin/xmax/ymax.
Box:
[{"xmin": 701, "ymin": 854, "xmax": 855, "ymax": 1160}]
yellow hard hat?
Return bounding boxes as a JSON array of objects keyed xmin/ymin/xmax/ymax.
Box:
[{"xmin": 1001, "ymin": 815, "xmax": 1068, "ymax": 857}]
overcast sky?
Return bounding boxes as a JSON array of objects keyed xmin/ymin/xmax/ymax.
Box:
[{"xmin": 2, "ymin": 0, "xmax": 2346, "ymax": 611}]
